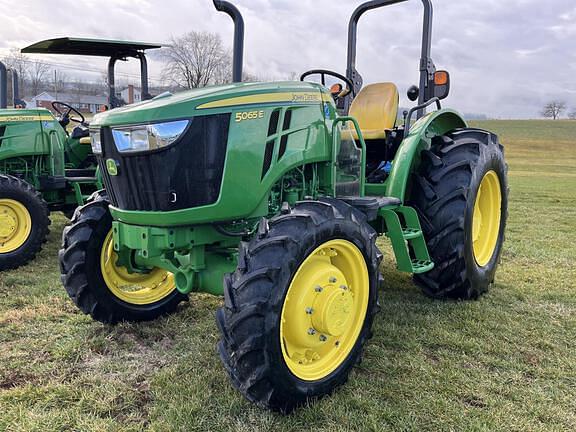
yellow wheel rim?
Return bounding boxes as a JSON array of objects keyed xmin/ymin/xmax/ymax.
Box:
[
  {"xmin": 280, "ymin": 239, "xmax": 369, "ymax": 381},
  {"xmin": 0, "ymin": 199, "xmax": 32, "ymax": 253},
  {"xmin": 472, "ymin": 171, "xmax": 502, "ymax": 267},
  {"xmin": 100, "ymin": 231, "xmax": 176, "ymax": 305}
]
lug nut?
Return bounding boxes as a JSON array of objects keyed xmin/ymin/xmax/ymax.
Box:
[
  {"xmin": 305, "ymin": 307, "xmax": 314, "ymax": 315},
  {"xmin": 308, "ymin": 328, "xmax": 316, "ymax": 335},
  {"xmin": 329, "ymin": 276, "xmax": 337, "ymax": 283},
  {"xmin": 319, "ymin": 335, "xmax": 327, "ymax": 342},
  {"xmin": 314, "ymin": 286, "xmax": 323, "ymax": 292}
]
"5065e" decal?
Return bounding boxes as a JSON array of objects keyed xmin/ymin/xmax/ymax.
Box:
[{"xmin": 235, "ymin": 110, "xmax": 264, "ymax": 122}]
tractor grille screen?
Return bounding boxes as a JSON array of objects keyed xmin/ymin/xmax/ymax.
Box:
[{"xmin": 98, "ymin": 114, "xmax": 230, "ymax": 211}]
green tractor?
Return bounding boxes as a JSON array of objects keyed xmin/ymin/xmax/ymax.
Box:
[
  {"xmin": 59, "ymin": 0, "xmax": 508, "ymax": 412},
  {"xmin": 0, "ymin": 38, "xmax": 160, "ymax": 270}
]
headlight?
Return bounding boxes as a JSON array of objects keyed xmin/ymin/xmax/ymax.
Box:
[
  {"xmin": 111, "ymin": 120, "xmax": 189, "ymax": 153},
  {"xmin": 90, "ymin": 129, "xmax": 102, "ymax": 153}
]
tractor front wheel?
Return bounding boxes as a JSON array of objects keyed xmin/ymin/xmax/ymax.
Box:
[
  {"xmin": 217, "ymin": 199, "xmax": 381, "ymax": 413},
  {"xmin": 59, "ymin": 196, "xmax": 186, "ymax": 323},
  {"xmin": 0, "ymin": 175, "xmax": 50, "ymax": 271},
  {"xmin": 408, "ymin": 128, "xmax": 508, "ymax": 299}
]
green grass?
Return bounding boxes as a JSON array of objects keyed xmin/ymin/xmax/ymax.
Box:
[{"xmin": 1, "ymin": 120, "xmax": 575, "ymax": 431}]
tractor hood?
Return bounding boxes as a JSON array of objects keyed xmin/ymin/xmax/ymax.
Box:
[
  {"xmin": 90, "ymin": 81, "xmax": 328, "ymax": 127},
  {"xmin": 0, "ymin": 108, "xmax": 54, "ymax": 122}
]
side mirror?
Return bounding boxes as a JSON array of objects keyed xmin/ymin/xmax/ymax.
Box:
[
  {"xmin": 433, "ymin": 70, "xmax": 450, "ymax": 100},
  {"xmin": 407, "ymin": 85, "xmax": 419, "ymax": 102}
]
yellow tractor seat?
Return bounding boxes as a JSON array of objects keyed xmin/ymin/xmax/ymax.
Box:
[{"xmin": 348, "ymin": 82, "xmax": 399, "ymax": 140}]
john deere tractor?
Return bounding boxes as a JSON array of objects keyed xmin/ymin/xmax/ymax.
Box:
[
  {"xmin": 60, "ymin": 0, "xmax": 508, "ymax": 412},
  {"xmin": 0, "ymin": 38, "xmax": 160, "ymax": 270}
]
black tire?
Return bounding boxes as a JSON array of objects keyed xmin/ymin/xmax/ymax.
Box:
[
  {"xmin": 0, "ymin": 174, "xmax": 50, "ymax": 271},
  {"xmin": 59, "ymin": 195, "xmax": 186, "ymax": 324},
  {"xmin": 407, "ymin": 128, "xmax": 508, "ymax": 299},
  {"xmin": 216, "ymin": 198, "xmax": 381, "ymax": 413}
]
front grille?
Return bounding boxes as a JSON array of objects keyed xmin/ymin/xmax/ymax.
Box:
[{"xmin": 99, "ymin": 114, "xmax": 230, "ymax": 211}]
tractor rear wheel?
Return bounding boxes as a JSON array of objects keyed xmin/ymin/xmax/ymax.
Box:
[
  {"xmin": 59, "ymin": 195, "xmax": 186, "ymax": 323},
  {"xmin": 216, "ymin": 199, "xmax": 381, "ymax": 413},
  {"xmin": 408, "ymin": 128, "xmax": 508, "ymax": 299},
  {"xmin": 0, "ymin": 174, "xmax": 50, "ymax": 271}
]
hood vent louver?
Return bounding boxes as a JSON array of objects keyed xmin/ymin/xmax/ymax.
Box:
[{"xmin": 261, "ymin": 109, "xmax": 281, "ymax": 179}]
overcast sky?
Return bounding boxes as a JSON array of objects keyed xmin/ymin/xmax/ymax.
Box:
[{"xmin": 0, "ymin": 0, "xmax": 574, "ymax": 118}]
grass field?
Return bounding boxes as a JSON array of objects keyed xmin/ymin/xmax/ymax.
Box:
[{"xmin": 1, "ymin": 120, "xmax": 575, "ymax": 431}]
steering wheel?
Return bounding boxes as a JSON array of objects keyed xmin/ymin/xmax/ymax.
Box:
[
  {"xmin": 51, "ymin": 101, "xmax": 86, "ymax": 126},
  {"xmin": 300, "ymin": 69, "xmax": 356, "ymax": 102}
]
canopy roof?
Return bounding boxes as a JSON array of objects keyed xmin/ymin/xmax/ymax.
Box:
[{"xmin": 21, "ymin": 37, "xmax": 162, "ymax": 58}]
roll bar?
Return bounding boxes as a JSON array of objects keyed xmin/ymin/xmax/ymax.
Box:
[
  {"xmin": 0, "ymin": 61, "xmax": 6, "ymax": 109},
  {"xmin": 213, "ymin": 0, "xmax": 244, "ymax": 83},
  {"xmin": 346, "ymin": 0, "xmax": 436, "ymax": 114},
  {"xmin": 107, "ymin": 54, "xmax": 150, "ymax": 108}
]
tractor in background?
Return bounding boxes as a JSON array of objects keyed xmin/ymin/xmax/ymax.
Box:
[
  {"xmin": 0, "ymin": 39, "xmax": 160, "ymax": 270},
  {"xmin": 60, "ymin": 0, "xmax": 508, "ymax": 412}
]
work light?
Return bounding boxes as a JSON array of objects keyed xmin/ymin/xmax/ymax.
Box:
[{"xmin": 111, "ymin": 120, "xmax": 189, "ymax": 153}]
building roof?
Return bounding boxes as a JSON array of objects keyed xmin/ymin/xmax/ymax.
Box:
[{"xmin": 33, "ymin": 91, "xmax": 107, "ymax": 105}]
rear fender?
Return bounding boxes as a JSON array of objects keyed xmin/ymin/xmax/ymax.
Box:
[{"xmin": 386, "ymin": 109, "xmax": 467, "ymax": 202}]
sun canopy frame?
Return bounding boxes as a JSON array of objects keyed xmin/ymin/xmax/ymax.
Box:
[{"xmin": 22, "ymin": 37, "xmax": 163, "ymax": 107}]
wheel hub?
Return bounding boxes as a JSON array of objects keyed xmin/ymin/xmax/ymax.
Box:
[
  {"xmin": 312, "ymin": 284, "xmax": 353, "ymax": 336},
  {"xmin": 0, "ymin": 200, "xmax": 32, "ymax": 253},
  {"xmin": 0, "ymin": 211, "xmax": 18, "ymax": 240}
]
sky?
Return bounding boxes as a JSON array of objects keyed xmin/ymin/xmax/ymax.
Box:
[{"xmin": 0, "ymin": 0, "xmax": 574, "ymax": 118}]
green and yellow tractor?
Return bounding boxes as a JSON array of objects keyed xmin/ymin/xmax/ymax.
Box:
[
  {"xmin": 0, "ymin": 38, "xmax": 160, "ymax": 270},
  {"xmin": 59, "ymin": 0, "xmax": 508, "ymax": 412}
]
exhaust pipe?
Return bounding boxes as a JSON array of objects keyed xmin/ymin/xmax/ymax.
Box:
[
  {"xmin": 213, "ymin": 0, "xmax": 244, "ymax": 83},
  {"xmin": 0, "ymin": 61, "xmax": 7, "ymax": 109},
  {"xmin": 11, "ymin": 69, "xmax": 20, "ymax": 107}
]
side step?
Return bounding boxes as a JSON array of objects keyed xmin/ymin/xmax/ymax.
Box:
[
  {"xmin": 339, "ymin": 196, "xmax": 401, "ymax": 221},
  {"xmin": 380, "ymin": 206, "xmax": 434, "ymax": 274}
]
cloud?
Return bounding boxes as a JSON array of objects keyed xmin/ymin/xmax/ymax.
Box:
[{"xmin": 0, "ymin": 0, "xmax": 573, "ymax": 118}]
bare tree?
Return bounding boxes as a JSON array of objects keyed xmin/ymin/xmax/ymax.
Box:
[
  {"xmin": 541, "ymin": 101, "xmax": 566, "ymax": 120},
  {"xmin": 161, "ymin": 32, "xmax": 231, "ymax": 89},
  {"xmin": 28, "ymin": 60, "xmax": 50, "ymax": 96},
  {"xmin": 568, "ymin": 110, "xmax": 576, "ymax": 120}
]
